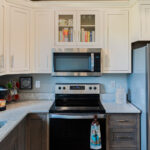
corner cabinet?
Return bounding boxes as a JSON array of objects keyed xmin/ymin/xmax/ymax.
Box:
[
  {"xmin": 34, "ymin": 10, "xmax": 53, "ymax": 73},
  {"xmin": 103, "ymin": 10, "xmax": 130, "ymax": 73},
  {"xmin": 0, "ymin": 2, "xmax": 5, "ymax": 74},
  {"xmin": 55, "ymin": 10, "xmax": 102, "ymax": 47},
  {"xmin": 8, "ymin": 6, "xmax": 30, "ymax": 73},
  {"xmin": 0, "ymin": 118, "xmax": 26, "ymax": 150}
]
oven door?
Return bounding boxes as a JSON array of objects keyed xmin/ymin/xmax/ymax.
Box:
[{"xmin": 49, "ymin": 113, "xmax": 106, "ymax": 150}]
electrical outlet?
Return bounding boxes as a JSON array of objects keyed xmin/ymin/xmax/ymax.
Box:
[
  {"xmin": 35, "ymin": 81, "xmax": 40, "ymax": 88},
  {"xmin": 110, "ymin": 80, "xmax": 116, "ymax": 89}
]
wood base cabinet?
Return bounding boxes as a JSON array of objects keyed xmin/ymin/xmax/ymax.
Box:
[
  {"xmin": 107, "ymin": 114, "xmax": 141, "ymax": 150},
  {"xmin": 27, "ymin": 113, "xmax": 48, "ymax": 150},
  {"xmin": 0, "ymin": 118, "xmax": 26, "ymax": 150}
]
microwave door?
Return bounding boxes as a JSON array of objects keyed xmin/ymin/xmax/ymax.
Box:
[{"xmin": 54, "ymin": 53, "xmax": 92, "ymax": 72}]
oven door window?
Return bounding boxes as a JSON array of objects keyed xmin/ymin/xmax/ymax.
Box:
[{"xmin": 54, "ymin": 53, "xmax": 92, "ymax": 72}]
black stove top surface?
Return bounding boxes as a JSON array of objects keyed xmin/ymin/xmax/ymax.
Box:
[{"xmin": 49, "ymin": 103, "xmax": 106, "ymax": 114}]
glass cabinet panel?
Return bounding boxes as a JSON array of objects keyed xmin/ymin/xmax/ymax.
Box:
[
  {"xmin": 80, "ymin": 15, "xmax": 95, "ymax": 42},
  {"xmin": 58, "ymin": 15, "xmax": 73, "ymax": 42}
]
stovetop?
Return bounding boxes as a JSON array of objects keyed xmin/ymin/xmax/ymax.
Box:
[
  {"xmin": 49, "ymin": 103, "xmax": 105, "ymax": 114},
  {"xmin": 50, "ymin": 83, "xmax": 106, "ymax": 114}
]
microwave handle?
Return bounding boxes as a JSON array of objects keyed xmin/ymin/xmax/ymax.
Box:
[{"xmin": 91, "ymin": 53, "xmax": 94, "ymax": 72}]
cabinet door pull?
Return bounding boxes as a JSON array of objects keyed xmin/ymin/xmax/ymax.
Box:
[
  {"xmin": 47, "ymin": 55, "xmax": 49, "ymax": 68},
  {"xmin": 11, "ymin": 55, "xmax": 14, "ymax": 68}
]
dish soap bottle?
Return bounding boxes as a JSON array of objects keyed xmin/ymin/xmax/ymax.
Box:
[{"xmin": 90, "ymin": 115, "xmax": 102, "ymax": 150}]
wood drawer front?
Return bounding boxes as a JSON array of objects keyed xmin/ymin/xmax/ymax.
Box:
[
  {"xmin": 109, "ymin": 115, "xmax": 137, "ymax": 128},
  {"xmin": 110, "ymin": 148, "xmax": 137, "ymax": 150},
  {"xmin": 109, "ymin": 129, "xmax": 137, "ymax": 148}
]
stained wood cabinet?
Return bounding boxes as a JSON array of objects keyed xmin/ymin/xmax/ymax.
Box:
[
  {"xmin": 0, "ymin": 1, "xmax": 5, "ymax": 74},
  {"xmin": 107, "ymin": 114, "xmax": 140, "ymax": 150},
  {"xmin": 8, "ymin": 6, "xmax": 30, "ymax": 73},
  {"xmin": 27, "ymin": 113, "xmax": 48, "ymax": 150},
  {"xmin": 103, "ymin": 10, "xmax": 130, "ymax": 73},
  {"xmin": 0, "ymin": 118, "xmax": 26, "ymax": 150}
]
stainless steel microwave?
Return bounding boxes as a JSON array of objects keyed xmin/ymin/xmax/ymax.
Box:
[{"xmin": 52, "ymin": 48, "xmax": 102, "ymax": 76}]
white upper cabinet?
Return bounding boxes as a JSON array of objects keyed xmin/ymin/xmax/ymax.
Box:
[
  {"xmin": 103, "ymin": 10, "xmax": 130, "ymax": 73},
  {"xmin": 55, "ymin": 10, "xmax": 101, "ymax": 47},
  {"xmin": 8, "ymin": 6, "xmax": 30, "ymax": 73},
  {"xmin": 0, "ymin": 2, "xmax": 5, "ymax": 74},
  {"xmin": 130, "ymin": 4, "xmax": 150, "ymax": 42},
  {"xmin": 55, "ymin": 10, "xmax": 76, "ymax": 46},
  {"xmin": 34, "ymin": 10, "xmax": 53, "ymax": 73}
]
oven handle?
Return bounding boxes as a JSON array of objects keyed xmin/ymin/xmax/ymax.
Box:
[{"xmin": 49, "ymin": 114, "xmax": 106, "ymax": 119}]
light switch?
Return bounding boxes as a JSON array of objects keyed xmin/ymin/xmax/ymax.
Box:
[{"xmin": 35, "ymin": 81, "xmax": 40, "ymax": 88}]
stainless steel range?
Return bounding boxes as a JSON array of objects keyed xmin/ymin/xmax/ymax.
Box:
[{"xmin": 49, "ymin": 84, "xmax": 106, "ymax": 150}]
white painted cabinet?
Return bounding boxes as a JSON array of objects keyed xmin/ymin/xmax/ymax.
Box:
[
  {"xmin": 141, "ymin": 5, "xmax": 150, "ymax": 40},
  {"xmin": 103, "ymin": 10, "xmax": 130, "ymax": 73},
  {"xmin": 55, "ymin": 10, "xmax": 101, "ymax": 47},
  {"xmin": 34, "ymin": 10, "xmax": 53, "ymax": 73},
  {"xmin": 0, "ymin": 2, "xmax": 5, "ymax": 74},
  {"xmin": 130, "ymin": 4, "xmax": 150, "ymax": 42},
  {"xmin": 8, "ymin": 6, "xmax": 30, "ymax": 73}
]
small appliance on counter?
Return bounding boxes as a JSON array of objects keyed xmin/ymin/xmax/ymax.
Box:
[{"xmin": 0, "ymin": 86, "xmax": 8, "ymax": 111}]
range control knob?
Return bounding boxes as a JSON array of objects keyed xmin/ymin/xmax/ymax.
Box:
[
  {"xmin": 58, "ymin": 87, "xmax": 61, "ymax": 90},
  {"xmin": 89, "ymin": 87, "xmax": 92, "ymax": 90},
  {"xmin": 63, "ymin": 87, "xmax": 66, "ymax": 90},
  {"xmin": 94, "ymin": 87, "xmax": 97, "ymax": 90}
]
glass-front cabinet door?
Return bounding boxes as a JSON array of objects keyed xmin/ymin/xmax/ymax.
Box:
[
  {"xmin": 77, "ymin": 11, "xmax": 98, "ymax": 45},
  {"xmin": 55, "ymin": 11, "xmax": 76, "ymax": 45},
  {"xmin": 55, "ymin": 10, "xmax": 99, "ymax": 46}
]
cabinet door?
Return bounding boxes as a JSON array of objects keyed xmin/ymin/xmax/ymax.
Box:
[
  {"xmin": 34, "ymin": 11, "xmax": 53, "ymax": 73},
  {"xmin": 103, "ymin": 10, "xmax": 130, "ymax": 73},
  {"xmin": 27, "ymin": 113, "xmax": 48, "ymax": 150},
  {"xmin": 9, "ymin": 7, "xmax": 30, "ymax": 73},
  {"xmin": 141, "ymin": 5, "xmax": 150, "ymax": 40},
  {"xmin": 0, "ymin": 3, "xmax": 5, "ymax": 73},
  {"xmin": 77, "ymin": 10, "xmax": 100, "ymax": 46},
  {"xmin": 0, "ymin": 125, "xmax": 18, "ymax": 150},
  {"xmin": 18, "ymin": 118, "xmax": 26, "ymax": 150},
  {"xmin": 55, "ymin": 10, "xmax": 77, "ymax": 46}
]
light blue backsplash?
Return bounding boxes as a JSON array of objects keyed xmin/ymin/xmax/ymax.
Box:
[
  {"xmin": 0, "ymin": 74, "xmax": 128, "ymax": 102},
  {"xmin": 49, "ymin": 74, "xmax": 128, "ymax": 94},
  {"xmin": 128, "ymin": 46, "xmax": 147, "ymax": 150}
]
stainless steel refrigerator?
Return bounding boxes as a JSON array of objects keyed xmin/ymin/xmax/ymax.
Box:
[{"xmin": 128, "ymin": 41, "xmax": 150, "ymax": 150}]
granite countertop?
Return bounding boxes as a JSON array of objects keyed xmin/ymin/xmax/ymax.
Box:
[
  {"xmin": 0, "ymin": 100, "xmax": 140, "ymax": 143},
  {"xmin": 0, "ymin": 100, "xmax": 53, "ymax": 143},
  {"xmin": 102, "ymin": 102, "xmax": 141, "ymax": 113}
]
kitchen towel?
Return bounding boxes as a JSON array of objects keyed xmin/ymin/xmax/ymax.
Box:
[{"xmin": 90, "ymin": 116, "xmax": 102, "ymax": 149}]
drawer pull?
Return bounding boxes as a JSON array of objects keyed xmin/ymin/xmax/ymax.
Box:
[
  {"xmin": 116, "ymin": 120, "xmax": 129, "ymax": 123},
  {"xmin": 116, "ymin": 136, "xmax": 133, "ymax": 140}
]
